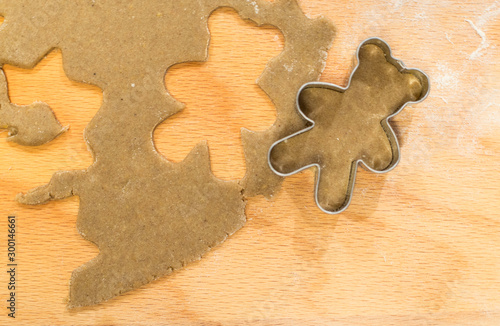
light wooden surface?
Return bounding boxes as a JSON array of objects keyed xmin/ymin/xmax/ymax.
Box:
[{"xmin": 1, "ymin": 1, "xmax": 499, "ymax": 325}]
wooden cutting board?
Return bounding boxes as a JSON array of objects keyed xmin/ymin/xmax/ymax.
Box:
[{"xmin": 0, "ymin": 1, "xmax": 499, "ymax": 325}]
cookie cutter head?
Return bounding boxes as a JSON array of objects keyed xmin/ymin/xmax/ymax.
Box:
[{"xmin": 268, "ymin": 37, "xmax": 430, "ymax": 214}]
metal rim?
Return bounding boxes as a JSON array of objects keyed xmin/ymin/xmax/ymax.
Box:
[{"xmin": 268, "ymin": 37, "xmax": 431, "ymax": 214}]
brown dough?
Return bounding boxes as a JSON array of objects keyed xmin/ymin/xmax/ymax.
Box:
[
  {"xmin": 0, "ymin": 68, "xmax": 65, "ymax": 146},
  {"xmin": 1, "ymin": 0, "xmax": 334, "ymax": 307},
  {"xmin": 18, "ymin": 142, "xmax": 246, "ymax": 307},
  {"xmin": 270, "ymin": 44, "xmax": 425, "ymax": 212}
]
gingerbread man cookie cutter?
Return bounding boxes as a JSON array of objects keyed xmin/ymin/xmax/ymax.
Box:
[{"xmin": 268, "ymin": 37, "xmax": 430, "ymax": 214}]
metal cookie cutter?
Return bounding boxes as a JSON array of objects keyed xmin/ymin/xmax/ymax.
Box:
[{"xmin": 268, "ymin": 37, "xmax": 431, "ymax": 214}]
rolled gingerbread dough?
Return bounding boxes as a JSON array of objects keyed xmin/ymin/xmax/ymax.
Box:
[{"xmin": 1, "ymin": 0, "xmax": 335, "ymax": 307}]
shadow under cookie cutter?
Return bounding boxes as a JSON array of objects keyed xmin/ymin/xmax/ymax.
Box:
[{"xmin": 268, "ymin": 37, "xmax": 431, "ymax": 214}]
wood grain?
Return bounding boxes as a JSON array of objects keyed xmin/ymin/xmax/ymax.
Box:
[{"xmin": 0, "ymin": 1, "xmax": 499, "ymax": 325}]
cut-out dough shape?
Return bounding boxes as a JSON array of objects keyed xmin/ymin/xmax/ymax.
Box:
[
  {"xmin": 0, "ymin": 68, "xmax": 65, "ymax": 145},
  {"xmin": 269, "ymin": 38, "xmax": 430, "ymax": 214},
  {"xmin": 1, "ymin": 0, "xmax": 335, "ymax": 307}
]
